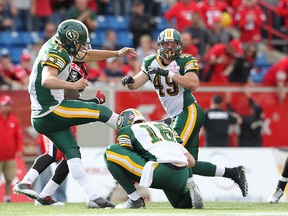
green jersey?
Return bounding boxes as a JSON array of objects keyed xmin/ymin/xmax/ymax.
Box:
[
  {"xmin": 141, "ymin": 54, "xmax": 199, "ymax": 118},
  {"xmin": 116, "ymin": 121, "xmax": 188, "ymax": 165},
  {"xmin": 28, "ymin": 37, "xmax": 72, "ymax": 118}
]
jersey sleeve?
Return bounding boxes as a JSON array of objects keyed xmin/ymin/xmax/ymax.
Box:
[
  {"xmin": 40, "ymin": 41, "xmax": 70, "ymax": 72},
  {"xmin": 141, "ymin": 54, "xmax": 157, "ymax": 76},
  {"xmin": 116, "ymin": 128, "xmax": 133, "ymax": 149},
  {"xmin": 178, "ymin": 54, "xmax": 199, "ymax": 75}
]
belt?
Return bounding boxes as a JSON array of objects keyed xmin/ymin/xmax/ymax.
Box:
[{"xmin": 163, "ymin": 163, "xmax": 186, "ymax": 170}]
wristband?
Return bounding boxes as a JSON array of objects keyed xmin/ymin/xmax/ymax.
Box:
[{"xmin": 168, "ymin": 71, "xmax": 175, "ymax": 78}]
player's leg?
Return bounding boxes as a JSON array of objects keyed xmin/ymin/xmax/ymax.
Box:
[
  {"xmin": 43, "ymin": 128, "xmax": 114, "ymax": 208},
  {"xmin": 173, "ymin": 103, "xmax": 205, "ymax": 208},
  {"xmin": 151, "ymin": 164, "xmax": 192, "ymax": 209},
  {"xmin": 47, "ymin": 100, "xmax": 119, "ymax": 130},
  {"xmin": 104, "ymin": 144, "xmax": 146, "ymax": 209},
  {"xmin": 174, "ymin": 103, "xmax": 248, "ymax": 197},
  {"xmin": 268, "ymin": 156, "xmax": 288, "ymax": 203},
  {"xmin": 35, "ymin": 159, "xmax": 68, "ymax": 206},
  {"xmin": 13, "ymin": 153, "xmax": 55, "ymax": 199}
]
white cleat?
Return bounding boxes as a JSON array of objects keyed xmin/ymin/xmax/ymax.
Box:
[
  {"xmin": 268, "ymin": 187, "xmax": 284, "ymax": 203},
  {"xmin": 187, "ymin": 180, "xmax": 204, "ymax": 209}
]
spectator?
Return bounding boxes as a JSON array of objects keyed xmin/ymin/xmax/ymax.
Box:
[
  {"xmin": 181, "ymin": 31, "xmax": 201, "ymax": 64},
  {"xmin": 227, "ymin": 87, "xmax": 264, "ymax": 147},
  {"xmin": 26, "ymin": 37, "xmax": 45, "ymax": 64},
  {"xmin": 121, "ymin": 55, "xmax": 141, "ymax": 77},
  {"xmin": 144, "ymin": 0, "xmax": 162, "ymax": 17},
  {"xmin": 31, "ymin": 0, "xmax": 53, "ymax": 31},
  {"xmin": 263, "ymin": 56, "xmax": 288, "ymax": 104},
  {"xmin": 41, "ymin": 22, "xmax": 57, "ymax": 42},
  {"xmin": 227, "ymin": 43, "xmax": 258, "ymax": 83},
  {"xmin": 102, "ymin": 29, "xmax": 122, "ymax": 51},
  {"xmin": 198, "ymin": 0, "xmax": 234, "ymax": 29},
  {"xmin": 234, "ymin": 0, "xmax": 266, "ymax": 43},
  {"xmin": 0, "ymin": 95, "xmax": 23, "ymax": 202},
  {"xmin": 164, "ymin": 0, "xmax": 200, "ymax": 32},
  {"xmin": 95, "ymin": 0, "xmax": 110, "ymax": 15},
  {"xmin": 67, "ymin": 0, "xmax": 97, "ymax": 32},
  {"xmin": 136, "ymin": 35, "xmax": 156, "ymax": 65},
  {"xmin": 184, "ymin": 12, "xmax": 210, "ymax": 58},
  {"xmin": 50, "ymin": 0, "xmax": 72, "ymax": 25},
  {"xmin": 203, "ymin": 94, "xmax": 242, "ymax": 147},
  {"xmin": 202, "ymin": 39, "xmax": 243, "ymax": 83},
  {"xmin": 129, "ymin": 0, "xmax": 156, "ymax": 48},
  {"xmin": 12, "ymin": 0, "xmax": 31, "ymax": 31},
  {"xmin": 0, "ymin": 0, "xmax": 14, "ymax": 30},
  {"xmin": 13, "ymin": 52, "xmax": 32, "ymax": 86},
  {"xmin": 104, "ymin": 57, "xmax": 126, "ymax": 83},
  {"xmin": 85, "ymin": 61, "xmax": 107, "ymax": 83},
  {"xmin": 0, "ymin": 49, "xmax": 20, "ymax": 89},
  {"xmin": 207, "ymin": 14, "xmax": 233, "ymax": 47},
  {"xmin": 112, "ymin": 0, "xmax": 131, "ymax": 16},
  {"xmin": 276, "ymin": 0, "xmax": 288, "ymax": 32}
]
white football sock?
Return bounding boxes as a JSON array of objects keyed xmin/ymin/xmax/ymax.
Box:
[
  {"xmin": 21, "ymin": 169, "xmax": 39, "ymax": 184},
  {"xmin": 105, "ymin": 112, "xmax": 119, "ymax": 129},
  {"xmin": 39, "ymin": 180, "xmax": 59, "ymax": 199},
  {"xmin": 128, "ymin": 191, "xmax": 140, "ymax": 201},
  {"xmin": 215, "ymin": 166, "xmax": 225, "ymax": 177},
  {"xmin": 67, "ymin": 158, "xmax": 98, "ymax": 201}
]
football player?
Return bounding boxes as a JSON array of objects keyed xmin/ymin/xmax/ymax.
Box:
[
  {"xmin": 13, "ymin": 19, "xmax": 136, "ymax": 208},
  {"xmin": 105, "ymin": 108, "xmax": 196, "ymax": 209},
  {"xmin": 122, "ymin": 28, "xmax": 248, "ymax": 208},
  {"xmin": 13, "ymin": 62, "xmax": 105, "ymax": 206}
]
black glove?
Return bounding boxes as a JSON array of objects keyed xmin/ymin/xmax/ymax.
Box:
[
  {"xmin": 122, "ymin": 75, "xmax": 135, "ymax": 86},
  {"xmin": 149, "ymin": 67, "xmax": 169, "ymax": 76}
]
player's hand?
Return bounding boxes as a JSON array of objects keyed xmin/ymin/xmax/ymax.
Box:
[
  {"xmin": 117, "ymin": 47, "xmax": 137, "ymax": 58},
  {"xmin": 149, "ymin": 67, "xmax": 169, "ymax": 76},
  {"xmin": 95, "ymin": 90, "xmax": 106, "ymax": 104},
  {"xmin": 72, "ymin": 77, "xmax": 88, "ymax": 91},
  {"xmin": 122, "ymin": 75, "xmax": 135, "ymax": 86}
]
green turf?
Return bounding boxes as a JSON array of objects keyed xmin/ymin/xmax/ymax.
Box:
[{"xmin": 0, "ymin": 202, "xmax": 288, "ymax": 216}]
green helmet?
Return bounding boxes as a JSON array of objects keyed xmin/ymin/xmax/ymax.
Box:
[
  {"xmin": 157, "ymin": 28, "xmax": 183, "ymax": 60},
  {"xmin": 117, "ymin": 108, "xmax": 146, "ymax": 129},
  {"xmin": 56, "ymin": 19, "xmax": 91, "ymax": 59}
]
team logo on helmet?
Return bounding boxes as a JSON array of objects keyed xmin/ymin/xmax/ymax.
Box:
[
  {"xmin": 117, "ymin": 116, "xmax": 124, "ymax": 129},
  {"xmin": 66, "ymin": 30, "xmax": 79, "ymax": 41}
]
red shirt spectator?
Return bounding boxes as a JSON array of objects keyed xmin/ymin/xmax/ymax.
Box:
[
  {"xmin": 181, "ymin": 32, "xmax": 200, "ymax": 60},
  {"xmin": 198, "ymin": 0, "xmax": 234, "ymax": 29},
  {"xmin": 0, "ymin": 95, "xmax": 23, "ymax": 161},
  {"xmin": 203, "ymin": 39, "xmax": 243, "ymax": 83},
  {"xmin": 263, "ymin": 57, "xmax": 288, "ymax": 104},
  {"xmin": 235, "ymin": 0, "xmax": 266, "ymax": 43},
  {"xmin": 13, "ymin": 53, "xmax": 32, "ymax": 86},
  {"xmin": 276, "ymin": 0, "xmax": 288, "ymax": 31},
  {"xmin": 164, "ymin": 0, "xmax": 200, "ymax": 32}
]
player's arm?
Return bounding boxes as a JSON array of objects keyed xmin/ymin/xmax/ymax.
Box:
[
  {"xmin": 81, "ymin": 47, "xmax": 137, "ymax": 62},
  {"xmin": 172, "ymin": 72, "xmax": 199, "ymax": 92},
  {"xmin": 42, "ymin": 65, "xmax": 88, "ymax": 91}
]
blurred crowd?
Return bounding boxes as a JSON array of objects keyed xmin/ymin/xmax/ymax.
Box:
[{"xmin": 0, "ymin": 0, "xmax": 288, "ymax": 100}]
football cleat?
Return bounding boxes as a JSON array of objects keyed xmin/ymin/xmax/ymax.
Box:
[
  {"xmin": 268, "ymin": 187, "xmax": 284, "ymax": 203},
  {"xmin": 231, "ymin": 166, "xmax": 248, "ymax": 197},
  {"xmin": 87, "ymin": 197, "xmax": 115, "ymax": 208},
  {"xmin": 187, "ymin": 180, "xmax": 204, "ymax": 209},
  {"xmin": 13, "ymin": 183, "xmax": 39, "ymax": 200},
  {"xmin": 115, "ymin": 197, "xmax": 146, "ymax": 209},
  {"xmin": 35, "ymin": 196, "xmax": 64, "ymax": 206}
]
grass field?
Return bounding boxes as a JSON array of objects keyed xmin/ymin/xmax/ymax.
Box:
[{"xmin": 1, "ymin": 202, "xmax": 288, "ymax": 216}]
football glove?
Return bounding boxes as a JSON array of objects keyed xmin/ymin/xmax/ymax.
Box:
[
  {"xmin": 149, "ymin": 67, "xmax": 169, "ymax": 76},
  {"xmin": 67, "ymin": 62, "xmax": 88, "ymax": 83},
  {"xmin": 95, "ymin": 90, "xmax": 106, "ymax": 104},
  {"xmin": 121, "ymin": 75, "xmax": 135, "ymax": 86}
]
